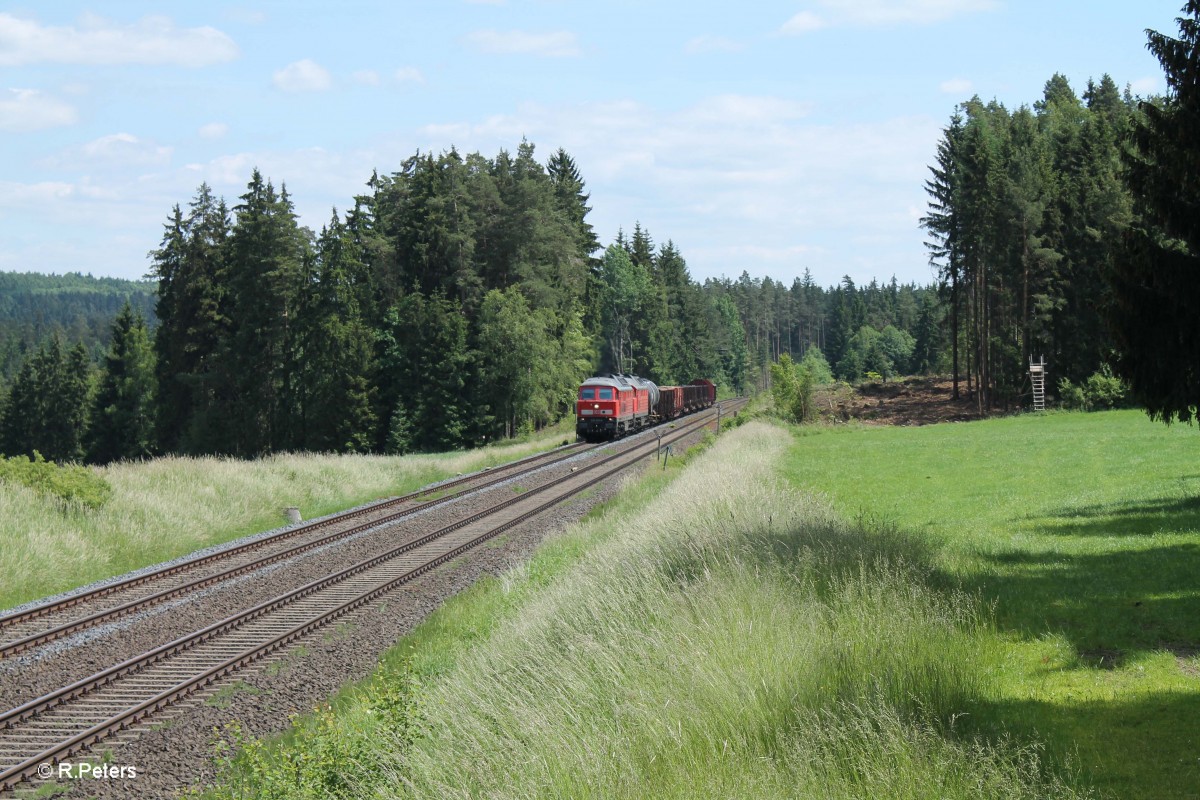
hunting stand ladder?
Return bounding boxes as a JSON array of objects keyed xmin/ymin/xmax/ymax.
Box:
[{"xmin": 1029, "ymin": 356, "xmax": 1047, "ymax": 411}]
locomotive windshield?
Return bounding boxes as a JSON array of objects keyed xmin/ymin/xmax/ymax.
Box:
[{"xmin": 580, "ymin": 386, "xmax": 615, "ymax": 400}]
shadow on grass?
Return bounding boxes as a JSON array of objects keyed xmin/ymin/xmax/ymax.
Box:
[
  {"xmin": 921, "ymin": 496, "xmax": 1200, "ymax": 798},
  {"xmin": 1036, "ymin": 494, "xmax": 1200, "ymax": 537},
  {"xmin": 964, "ymin": 689, "xmax": 1200, "ymax": 800},
  {"xmin": 948, "ymin": 543, "xmax": 1200, "ymax": 654}
]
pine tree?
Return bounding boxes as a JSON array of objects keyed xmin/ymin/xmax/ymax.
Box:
[
  {"xmin": 89, "ymin": 303, "xmax": 156, "ymax": 463},
  {"xmin": 0, "ymin": 349, "xmax": 41, "ymax": 458},
  {"xmin": 376, "ymin": 291, "xmax": 472, "ymax": 452},
  {"xmin": 1110, "ymin": 2, "xmax": 1200, "ymax": 423}
]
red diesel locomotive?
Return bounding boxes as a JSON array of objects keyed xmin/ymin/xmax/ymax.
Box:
[{"xmin": 575, "ymin": 374, "xmax": 716, "ymax": 441}]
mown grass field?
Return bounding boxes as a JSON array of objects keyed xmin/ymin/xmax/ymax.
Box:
[
  {"xmin": 0, "ymin": 427, "xmax": 573, "ymax": 611},
  {"xmin": 783, "ymin": 409, "xmax": 1200, "ymax": 799}
]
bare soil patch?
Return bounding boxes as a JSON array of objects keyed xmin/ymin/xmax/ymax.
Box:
[{"xmin": 816, "ymin": 376, "xmax": 986, "ymax": 427}]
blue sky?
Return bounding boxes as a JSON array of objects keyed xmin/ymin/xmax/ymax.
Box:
[{"xmin": 0, "ymin": 1, "xmax": 1183, "ymax": 288}]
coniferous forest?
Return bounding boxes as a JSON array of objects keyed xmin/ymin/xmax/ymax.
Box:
[{"xmin": 0, "ymin": 65, "xmax": 1170, "ymax": 462}]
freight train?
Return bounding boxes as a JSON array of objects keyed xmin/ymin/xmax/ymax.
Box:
[{"xmin": 575, "ymin": 374, "xmax": 716, "ymax": 441}]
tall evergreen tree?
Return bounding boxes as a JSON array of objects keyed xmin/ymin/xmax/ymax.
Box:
[
  {"xmin": 0, "ymin": 337, "xmax": 91, "ymax": 462},
  {"xmin": 297, "ymin": 211, "xmax": 377, "ymax": 453},
  {"xmin": 922, "ymin": 113, "xmax": 965, "ymax": 397},
  {"xmin": 151, "ymin": 184, "xmax": 230, "ymax": 454},
  {"xmin": 89, "ymin": 302, "xmax": 156, "ymax": 463},
  {"xmin": 547, "ymin": 148, "xmax": 600, "ymax": 258},
  {"xmin": 219, "ymin": 171, "xmax": 310, "ymax": 455},
  {"xmin": 376, "ymin": 291, "xmax": 472, "ymax": 452},
  {"xmin": 1110, "ymin": 2, "xmax": 1200, "ymax": 423}
]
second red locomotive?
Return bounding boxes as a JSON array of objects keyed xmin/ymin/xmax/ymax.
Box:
[{"xmin": 575, "ymin": 374, "xmax": 716, "ymax": 441}]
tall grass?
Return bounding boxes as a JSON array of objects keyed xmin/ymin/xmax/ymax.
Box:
[
  {"xmin": 359, "ymin": 422, "xmax": 1085, "ymax": 799},
  {"xmin": 0, "ymin": 436, "xmax": 568, "ymax": 611}
]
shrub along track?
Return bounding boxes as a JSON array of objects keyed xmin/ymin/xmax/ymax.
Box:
[{"xmin": 0, "ymin": 401, "xmax": 742, "ymax": 798}]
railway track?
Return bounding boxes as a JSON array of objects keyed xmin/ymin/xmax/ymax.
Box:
[
  {"xmin": 0, "ymin": 441, "xmax": 595, "ymax": 658},
  {"xmin": 0, "ymin": 401, "xmax": 742, "ymax": 794}
]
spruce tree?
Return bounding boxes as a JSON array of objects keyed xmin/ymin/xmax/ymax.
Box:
[
  {"xmin": 89, "ymin": 303, "xmax": 156, "ymax": 463},
  {"xmin": 547, "ymin": 148, "xmax": 600, "ymax": 257},
  {"xmin": 1110, "ymin": 2, "xmax": 1200, "ymax": 423},
  {"xmin": 151, "ymin": 184, "xmax": 230, "ymax": 454},
  {"xmin": 220, "ymin": 171, "xmax": 309, "ymax": 455},
  {"xmin": 298, "ymin": 211, "xmax": 377, "ymax": 453},
  {"xmin": 0, "ymin": 337, "xmax": 91, "ymax": 462}
]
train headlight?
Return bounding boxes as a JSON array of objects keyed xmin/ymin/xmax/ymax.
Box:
[{"xmin": 593, "ymin": 403, "xmax": 599, "ymax": 409}]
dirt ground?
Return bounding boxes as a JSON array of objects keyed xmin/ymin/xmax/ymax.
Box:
[{"xmin": 815, "ymin": 376, "xmax": 986, "ymax": 426}]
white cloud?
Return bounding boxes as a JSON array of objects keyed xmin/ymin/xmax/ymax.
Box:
[
  {"xmin": 0, "ymin": 88, "xmax": 77, "ymax": 132},
  {"xmin": 939, "ymin": 77, "xmax": 972, "ymax": 94},
  {"xmin": 273, "ymin": 59, "xmax": 333, "ymax": 92},
  {"xmin": 0, "ymin": 12, "xmax": 238, "ymax": 67},
  {"xmin": 0, "ymin": 90, "xmax": 943, "ymax": 285},
  {"xmin": 684, "ymin": 35, "xmax": 744, "ymax": 54},
  {"xmin": 353, "ymin": 69, "xmax": 382, "ymax": 86},
  {"xmin": 781, "ymin": 0, "xmax": 997, "ymax": 34},
  {"xmin": 394, "ymin": 66, "xmax": 425, "ymax": 84},
  {"xmin": 465, "ymin": 29, "xmax": 581, "ymax": 57},
  {"xmin": 81, "ymin": 133, "xmax": 172, "ymax": 165},
  {"xmin": 780, "ymin": 11, "xmax": 827, "ymax": 34},
  {"xmin": 409, "ymin": 96, "xmax": 942, "ymax": 284},
  {"xmin": 1129, "ymin": 76, "xmax": 1160, "ymax": 97},
  {"xmin": 199, "ymin": 122, "xmax": 229, "ymax": 139},
  {"xmin": 38, "ymin": 133, "xmax": 173, "ymax": 171}
]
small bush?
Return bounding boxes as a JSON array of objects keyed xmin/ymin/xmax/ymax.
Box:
[
  {"xmin": 770, "ymin": 354, "xmax": 817, "ymax": 424},
  {"xmin": 200, "ymin": 660, "xmax": 422, "ymax": 800},
  {"xmin": 1058, "ymin": 365, "xmax": 1131, "ymax": 412},
  {"xmin": 799, "ymin": 347, "xmax": 835, "ymax": 385},
  {"xmin": 0, "ymin": 452, "xmax": 111, "ymax": 510}
]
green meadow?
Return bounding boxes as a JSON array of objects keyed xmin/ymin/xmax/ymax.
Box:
[{"xmin": 783, "ymin": 410, "xmax": 1200, "ymax": 798}]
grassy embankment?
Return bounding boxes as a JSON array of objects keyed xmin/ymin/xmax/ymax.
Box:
[
  {"xmin": 0, "ymin": 425, "xmax": 573, "ymax": 611},
  {"xmin": 783, "ymin": 409, "xmax": 1200, "ymax": 799},
  {"xmin": 194, "ymin": 419, "xmax": 1093, "ymax": 800}
]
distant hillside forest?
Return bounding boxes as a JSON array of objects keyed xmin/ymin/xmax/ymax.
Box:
[
  {"xmin": 0, "ymin": 272, "xmax": 156, "ymax": 386},
  {"xmin": 0, "ymin": 69, "xmax": 1142, "ymax": 465}
]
